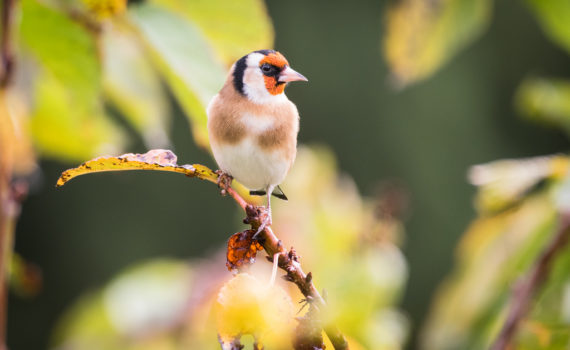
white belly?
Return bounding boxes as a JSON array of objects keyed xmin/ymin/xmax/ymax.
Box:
[{"xmin": 211, "ymin": 137, "xmax": 290, "ymax": 190}]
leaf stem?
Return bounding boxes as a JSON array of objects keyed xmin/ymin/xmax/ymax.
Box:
[{"xmin": 490, "ymin": 213, "xmax": 570, "ymax": 350}]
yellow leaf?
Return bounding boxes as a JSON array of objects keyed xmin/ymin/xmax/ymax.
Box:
[
  {"xmin": 216, "ymin": 273, "xmax": 294, "ymax": 348},
  {"xmin": 468, "ymin": 155, "xmax": 570, "ymax": 213},
  {"xmin": 383, "ymin": 0, "xmax": 492, "ymax": 87},
  {"xmin": 56, "ymin": 149, "xmax": 218, "ymax": 187},
  {"xmin": 151, "ymin": 0, "xmax": 274, "ymax": 64},
  {"xmin": 82, "ymin": 0, "xmax": 127, "ymax": 18}
]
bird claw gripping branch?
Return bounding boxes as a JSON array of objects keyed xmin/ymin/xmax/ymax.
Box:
[{"xmin": 216, "ymin": 170, "xmax": 233, "ymax": 196}]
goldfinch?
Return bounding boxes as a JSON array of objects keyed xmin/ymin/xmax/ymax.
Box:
[{"xmin": 207, "ymin": 50, "xmax": 307, "ymax": 232}]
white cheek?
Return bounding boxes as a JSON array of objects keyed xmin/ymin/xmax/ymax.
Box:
[{"xmin": 243, "ymin": 53, "xmax": 288, "ymax": 105}]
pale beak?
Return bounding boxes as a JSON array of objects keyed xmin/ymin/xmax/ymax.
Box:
[{"xmin": 278, "ymin": 66, "xmax": 308, "ymax": 83}]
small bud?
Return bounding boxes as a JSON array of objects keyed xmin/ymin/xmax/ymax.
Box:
[
  {"xmin": 305, "ymin": 272, "xmax": 312, "ymax": 284},
  {"xmin": 282, "ymin": 275, "xmax": 295, "ymax": 282}
]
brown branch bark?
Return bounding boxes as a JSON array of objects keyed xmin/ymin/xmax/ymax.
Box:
[
  {"xmin": 0, "ymin": 183, "xmax": 25, "ymax": 350},
  {"xmin": 221, "ymin": 182, "xmax": 349, "ymax": 350},
  {"xmin": 490, "ymin": 213, "xmax": 570, "ymax": 350},
  {"xmin": 293, "ymin": 304, "xmax": 325, "ymax": 350},
  {"xmin": 0, "ymin": 186, "xmax": 8, "ymax": 350},
  {"xmin": 0, "ymin": 0, "xmax": 19, "ymax": 348},
  {"xmin": 0, "ymin": 0, "xmax": 16, "ymax": 88}
]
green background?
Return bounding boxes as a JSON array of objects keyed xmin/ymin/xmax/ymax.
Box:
[{"xmin": 9, "ymin": 0, "xmax": 569, "ymax": 349}]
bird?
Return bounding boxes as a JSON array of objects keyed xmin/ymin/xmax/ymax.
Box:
[{"xmin": 207, "ymin": 50, "xmax": 307, "ymax": 234}]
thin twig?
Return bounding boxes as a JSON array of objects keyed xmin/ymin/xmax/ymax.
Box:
[
  {"xmin": 0, "ymin": 0, "xmax": 19, "ymax": 348},
  {"xmin": 490, "ymin": 213, "xmax": 570, "ymax": 350},
  {"xmin": 0, "ymin": 188, "xmax": 8, "ymax": 350},
  {"xmin": 0, "ymin": 0, "xmax": 16, "ymax": 88},
  {"xmin": 293, "ymin": 304, "xmax": 325, "ymax": 350},
  {"xmin": 218, "ymin": 335, "xmax": 244, "ymax": 350},
  {"xmin": 220, "ymin": 181, "xmax": 349, "ymax": 350}
]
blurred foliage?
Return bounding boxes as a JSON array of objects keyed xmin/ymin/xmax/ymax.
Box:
[
  {"xmin": 273, "ymin": 147, "xmax": 409, "ymax": 349},
  {"xmin": 52, "ymin": 147, "xmax": 409, "ymax": 349},
  {"xmin": 516, "ymin": 78, "xmax": 570, "ymax": 137},
  {"xmin": 20, "ymin": 0, "xmax": 121, "ymax": 161},
  {"xmin": 382, "ymin": 0, "xmax": 570, "ymax": 348},
  {"xmin": 468, "ymin": 155, "xmax": 569, "ymax": 214},
  {"xmin": 12, "ymin": 0, "xmax": 273, "ymax": 160},
  {"xmin": 4, "ymin": 0, "xmax": 570, "ymax": 348},
  {"xmin": 421, "ymin": 157, "xmax": 570, "ymax": 350},
  {"xmin": 2, "ymin": 0, "xmax": 271, "ymax": 323},
  {"xmin": 8, "ymin": 253, "xmax": 42, "ymax": 298},
  {"xmin": 216, "ymin": 273, "xmax": 294, "ymax": 349},
  {"xmin": 526, "ymin": 0, "xmax": 570, "ymax": 55},
  {"xmin": 383, "ymin": 0, "xmax": 492, "ymax": 86}
]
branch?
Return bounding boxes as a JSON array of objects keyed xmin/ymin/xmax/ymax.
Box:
[
  {"xmin": 0, "ymin": 0, "xmax": 19, "ymax": 348},
  {"xmin": 222, "ymin": 182, "xmax": 349, "ymax": 350},
  {"xmin": 56, "ymin": 150, "xmax": 350, "ymax": 349},
  {"xmin": 293, "ymin": 303, "xmax": 325, "ymax": 350},
  {"xmin": 0, "ymin": 186, "xmax": 9, "ymax": 350},
  {"xmin": 0, "ymin": 0, "xmax": 16, "ymax": 88},
  {"xmin": 490, "ymin": 213, "xmax": 570, "ymax": 350}
]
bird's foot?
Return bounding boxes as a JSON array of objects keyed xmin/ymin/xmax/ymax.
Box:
[{"xmin": 216, "ymin": 171, "xmax": 233, "ymax": 195}]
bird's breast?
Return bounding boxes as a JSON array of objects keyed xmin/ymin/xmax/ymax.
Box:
[
  {"xmin": 210, "ymin": 110, "xmax": 297, "ymax": 155},
  {"xmin": 207, "ymin": 93, "xmax": 300, "ymax": 188}
]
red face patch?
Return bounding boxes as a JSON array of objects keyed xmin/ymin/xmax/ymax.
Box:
[
  {"xmin": 263, "ymin": 76, "xmax": 285, "ymax": 95},
  {"xmin": 260, "ymin": 52, "xmax": 289, "ymax": 69},
  {"xmin": 260, "ymin": 52, "xmax": 289, "ymax": 95}
]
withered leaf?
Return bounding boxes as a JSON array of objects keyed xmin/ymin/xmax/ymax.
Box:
[
  {"xmin": 56, "ymin": 149, "xmax": 218, "ymax": 187},
  {"xmin": 226, "ymin": 230, "xmax": 264, "ymax": 271}
]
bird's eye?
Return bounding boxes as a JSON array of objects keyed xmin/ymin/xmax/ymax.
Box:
[{"xmin": 260, "ymin": 63, "xmax": 275, "ymax": 75}]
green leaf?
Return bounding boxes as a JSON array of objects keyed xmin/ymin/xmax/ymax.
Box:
[
  {"xmin": 102, "ymin": 24, "xmax": 171, "ymax": 149},
  {"xmin": 19, "ymin": 0, "xmax": 99, "ymax": 104},
  {"xmin": 128, "ymin": 4, "xmax": 226, "ymax": 149},
  {"xmin": 383, "ymin": 0, "xmax": 493, "ymax": 87},
  {"xmin": 29, "ymin": 69, "xmax": 123, "ymax": 161},
  {"xmin": 20, "ymin": 0, "xmax": 123, "ymax": 160},
  {"xmin": 526, "ymin": 0, "xmax": 570, "ymax": 55},
  {"xmin": 515, "ymin": 78, "xmax": 570, "ymax": 136},
  {"xmin": 150, "ymin": 0, "xmax": 274, "ymax": 63}
]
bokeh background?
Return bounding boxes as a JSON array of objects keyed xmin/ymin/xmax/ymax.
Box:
[{"xmin": 3, "ymin": 0, "xmax": 570, "ymax": 349}]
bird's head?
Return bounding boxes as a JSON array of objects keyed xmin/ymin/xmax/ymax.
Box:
[{"xmin": 232, "ymin": 50, "xmax": 307, "ymax": 104}]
